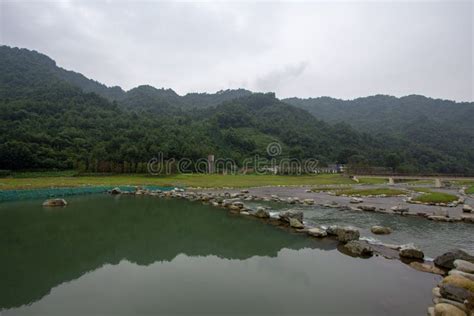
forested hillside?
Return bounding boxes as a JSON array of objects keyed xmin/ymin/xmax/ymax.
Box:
[
  {"xmin": 1, "ymin": 45, "xmax": 473, "ymax": 175},
  {"xmin": 285, "ymin": 96, "xmax": 474, "ymax": 174}
]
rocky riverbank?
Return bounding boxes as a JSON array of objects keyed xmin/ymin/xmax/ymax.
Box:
[
  {"xmin": 103, "ymin": 186, "xmax": 474, "ymax": 315},
  {"xmin": 428, "ymin": 251, "xmax": 474, "ymax": 316},
  {"xmin": 190, "ymin": 185, "xmax": 474, "ymax": 224}
]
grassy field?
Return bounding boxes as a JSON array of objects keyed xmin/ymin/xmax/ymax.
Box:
[
  {"xmin": 0, "ymin": 173, "xmax": 383, "ymax": 190},
  {"xmin": 412, "ymin": 191, "xmax": 459, "ymax": 204},
  {"xmin": 334, "ymin": 188, "xmax": 407, "ymax": 196},
  {"xmin": 466, "ymin": 186, "xmax": 474, "ymax": 194}
]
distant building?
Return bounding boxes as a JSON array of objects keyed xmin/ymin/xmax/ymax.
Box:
[{"xmin": 313, "ymin": 164, "xmax": 345, "ymax": 174}]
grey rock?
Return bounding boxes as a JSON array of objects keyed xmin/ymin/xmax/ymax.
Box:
[
  {"xmin": 371, "ymin": 225, "xmax": 392, "ymax": 235},
  {"xmin": 307, "ymin": 227, "xmax": 327, "ymax": 238},
  {"xmin": 461, "ymin": 215, "xmax": 474, "ymax": 223},
  {"xmin": 391, "ymin": 206, "xmax": 409, "ymax": 215},
  {"xmin": 289, "ymin": 218, "xmax": 305, "ymax": 229},
  {"xmin": 399, "ymin": 244, "xmax": 424, "ymax": 259},
  {"xmin": 336, "ymin": 226, "xmax": 360, "ymax": 243},
  {"xmin": 448, "ymin": 269, "xmax": 474, "ymax": 281},
  {"xmin": 432, "ymin": 287, "xmax": 441, "ymax": 298},
  {"xmin": 326, "ymin": 225, "xmax": 340, "ymax": 236},
  {"xmin": 254, "ymin": 208, "xmax": 270, "ymax": 218},
  {"xmin": 428, "ymin": 216, "xmax": 458, "ymax": 222},
  {"xmin": 110, "ymin": 187, "xmax": 122, "ymax": 195},
  {"xmin": 427, "ymin": 306, "xmax": 434, "ymax": 316},
  {"xmin": 350, "ymin": 197, "xmax": 363, "ymax": 204},
  {"xmin": 462, "ymin": 205, "xmax": 473, "ymax": 213},
  {"xmin": 42, "ymin": 198, "xmax": 68, "ymax": 207},
  {"xmin": 439, "ymin": 283, "xmax": 472, "ymax": 303},
  {"xmin": 437, "ymin": 298, "xmax": 468, "ymax": 313},
  {"xmin": 434, "ymin": 303, "xmax": 467, "ymax": 316},
  {"xmin": 343, "ymin": 240, "xmax": 373, "ymax": 256},
  {"xmin": 278, "ymin": 209, "xmax": 304, "ymax": 223},
  {"xmin": 454, "ymin": 259, "xmax": 474, "ymax": 274},
  {"xmin": 232, "ymin": 201, "xmax": 244, "ymax": 208},
  {"xmin": 434, "ymin": 249, "xmax": 474, "ymax": 269},
  {"xmin": 358, "ymin": 205, "xmax": 376, "ymax": 212}
]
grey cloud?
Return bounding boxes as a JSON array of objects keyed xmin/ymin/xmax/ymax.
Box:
[
  {"xmin": 0, "ymin": 1, "xmax": 472, "ymax": 101},
  {"xmin": 255, "ymin": 62, "xmax": 309, "ymax": 92}
]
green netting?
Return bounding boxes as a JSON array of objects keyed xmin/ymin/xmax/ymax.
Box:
[{"xmin": 0, "ymin": 185, "xmax": 175, "ymax": 202}]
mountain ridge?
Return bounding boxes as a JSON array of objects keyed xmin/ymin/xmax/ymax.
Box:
[{"xmin": 1, "ymin": 45, "xmax": 473, "ymax": 175}]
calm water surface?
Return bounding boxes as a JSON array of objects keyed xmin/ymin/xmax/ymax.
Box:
[{"xmin": 0, "ymin": 195, "xmax": 439, "ymax": 315}]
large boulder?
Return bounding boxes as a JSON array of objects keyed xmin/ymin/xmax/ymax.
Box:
[
  {"xmin": 371, "ymin": 225, "xmax": 392, "ymax": 235},
  {"xmin": 228, "ymin": 205, "xmax": 241, "ymax": 212},
  {"xmin": 437, "ymin": 299, "xmax": 468, "ymax": 314},
  {"xmin": 462, "ymin": 205, "xmax": 473, "ymax": 213},
  {"xmin": 409, "ymin": 262, "xmax": 444, "ymax": 275},
  {"xmin": 326, "ymin": 225, "xmax": 340, "ymax": 236},
  {"xmin": 42, "ymin": 198, "xmax": 67, "ymax": 207},
  {"xmin": 343, "ymin": 240, "xmax": 373, "ymax": 256},
  {"xmin": 454, "ymin": 260, "xmax": 474, "ymax": 274},
  {"xmin": 433, "ymin": 303, "xmax": 467, "ymax": 316},
  {"xmin": 449, "ymin": 270, "xmax": 474, "ymax": 281},
  {"xmin": 307, "ymin": 227, "xmax": 327, "ymax": 238},
  {"xmin": 358, "ymin": 205, "xmax": 376, "ymax": 212},
  {"xmin": 439, "ymin": 283, "xmax": 473, "ymax": 303},
  {"xmin": 350, "ymin": 197, "xmax": 363, "ymax": 204},
  {"xmin": 434, "ymin": 249, "xmax": 474, "ymax": 270},
  {"xmin": 303, "ymin": 199, "xmax": 315, "ymax": 205},
  {"xmin": 232, "ymin": 201, "xmax": 244, "ymax": 209},
  {"xmin": 254, "ymin": 207, "xmax": 270, "ymax": 218},
  {"xmin": 278, "ymin": 209, "xmax": 303, "ymax": 223},
  {"xmin": 399, "ymin": 244, "xmax": 424, "ymax": 260},
  {"xmin": 442, "ymin": 275, "xmax": 474, "ymax": 292},
  {"xmin": 289, "ymin": 218, "xmax": 305, "ymax": 229},
  {"xmin": 391, "ymin": 206, "xmax": 409, "ymax": 215},
  {"xmin": 335, "ymin": 226, "xmax": 360, "ymax": 243}
]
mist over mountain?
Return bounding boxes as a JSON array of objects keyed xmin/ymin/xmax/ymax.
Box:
[{"xmin": 1, "ymin": 45, "xmax": 473, "ymax": 175}]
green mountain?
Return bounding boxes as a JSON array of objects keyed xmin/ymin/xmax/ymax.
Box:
[
  {"xmin": 0, "ymin": 45, "xmax": 472, "ymax": 175},
  {"xmin": 285, "ymin": 96, "xmax": 474, "ymax": 174}
]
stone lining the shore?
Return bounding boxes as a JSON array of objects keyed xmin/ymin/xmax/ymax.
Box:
[
  {"xmin": 428, "ymin": 258, "xmax": 474, "ymax": 316},
  {"xmin": 107, "ymin": 186, "xmax": 474, "ymax": 315},
  {"xmin": 187, "ymin": 185, "xmax": 474, "ymax": 224},
  {"xmin": 106, "ymin": 186, "xmax": 470, "ymax": 264}
]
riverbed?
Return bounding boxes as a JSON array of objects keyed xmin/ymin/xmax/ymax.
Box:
[{"xmin": 0, "ymin": 195, "xmax": 440, "ymax": 315}]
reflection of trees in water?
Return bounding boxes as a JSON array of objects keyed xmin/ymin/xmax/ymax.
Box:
[{"xmin": 0, "ymin": 197, "xmax": 335, "ymax": 309}]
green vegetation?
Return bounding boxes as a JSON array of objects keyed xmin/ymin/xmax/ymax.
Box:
[
  {"xmin": 334, "ymin": 188, "xmax": 407, "ymax": 196},
  {"xmin": 466, "ymin": 186, "xmax": 474, "ymax": 194},
  {"xmin": 285, "ymin": 96, "xmax": 474, "ymax": 175},
  {"xmin": 0, "ymin": 173, "xmax": 357, "ymax": 190},
  {"xmin": 1, "ymin": 46, "xmax": 473, "ymax": 175},
  {"xmin": 0, "ymin": 46, "xmax": 381, "ymax": 173},
  {"xmin": 412, "ymin": 189, "xmax": 458, "ymax": 204}
]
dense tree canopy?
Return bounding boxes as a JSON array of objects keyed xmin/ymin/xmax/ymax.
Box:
[{"xmin": 1, "ymin": 45, "xmax": 473, "ymax": 175}]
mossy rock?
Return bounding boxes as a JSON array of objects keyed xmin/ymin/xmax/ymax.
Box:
[{"xmin": 442, "ymin": 274, "xmax": 474, "ymax": 292}]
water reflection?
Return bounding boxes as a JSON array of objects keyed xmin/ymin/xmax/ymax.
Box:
[
  {"xmin": 0, "ymin": 196, "xmax": 327, "ymax": 310},
  {"xmin": 0, "ymin": 196, "xmax": 438, "ymax": 315}
]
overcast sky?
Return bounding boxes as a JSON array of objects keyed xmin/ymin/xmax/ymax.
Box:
[{"xmin": 1, "ymin": 1, "xmax": 473, "ymax": 101}]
